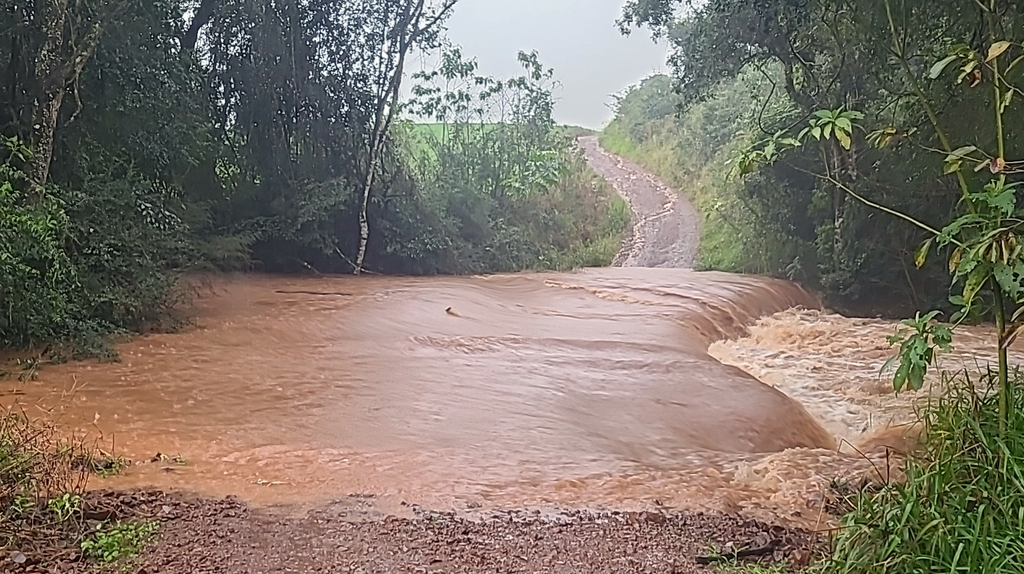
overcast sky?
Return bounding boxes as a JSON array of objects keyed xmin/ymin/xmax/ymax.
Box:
[{"xmin": 408, "ymin": 1, "xmax": 669, "ymax": 129}]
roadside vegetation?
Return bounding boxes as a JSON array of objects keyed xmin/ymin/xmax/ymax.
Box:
[
  {"xmin": 0, "ymin": 410, "xmax": 153, "ymax": 567},
  {"xmin": 0, "ymin": 1, "xmax": 626, "ymax": 354},
  {"xmin": 617, "ymin": 0, "xmax": 1024, "ymax": 572}
]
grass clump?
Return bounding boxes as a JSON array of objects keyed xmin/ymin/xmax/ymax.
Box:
[
  {"xmin": 823, "ymin": 371, "xmax": 1024, "ymax": 573},
  {"xmin": 81, "ymin": 520, "xmax": 160, "ymax": 564},
  {"xmin": 0, "ymin": 410, "xmax": 148, "ymax": 567}
]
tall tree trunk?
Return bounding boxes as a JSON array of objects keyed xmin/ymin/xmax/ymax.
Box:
[
  {"xmin": 354, "ymin": 0, "xmax": 455, "ymax": 274},
  {"xmin": 354, "ymin": 47, "xmax": 408, "ymax": 274},
  {"xmin": 183, "ymin": 0, "xmax": 221, "ymax": 52},
  {"xmin": 29, "ymin": 0, "xmax": 69, "ymax": 186}
]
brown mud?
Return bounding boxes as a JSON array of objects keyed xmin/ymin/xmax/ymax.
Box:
[{"xmin": 3, "ymin": 140, "xmax": 886, "ymax": 572}]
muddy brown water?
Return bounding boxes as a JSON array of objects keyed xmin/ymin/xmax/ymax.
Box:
[{"xmin": 5, "ymin": 140, "xmax": 993, "ymax": 529}]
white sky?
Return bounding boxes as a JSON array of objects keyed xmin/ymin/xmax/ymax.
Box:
[{"xmin": 408, "ymin": 0, "xmax": 669, "ymax": 129}]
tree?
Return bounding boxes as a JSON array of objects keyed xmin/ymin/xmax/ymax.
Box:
[
  {"xmin": 28, "ymin": 0, "xmax": 126, "ymax": 186},
  {"xmin": 353, "ymin": 0, "xmax": 457, "ymax": 274}
]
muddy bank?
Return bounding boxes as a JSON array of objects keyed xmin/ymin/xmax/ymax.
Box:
[{"xmin": 26, "ymin": 492, "xmax": 813, "ymax": 574}]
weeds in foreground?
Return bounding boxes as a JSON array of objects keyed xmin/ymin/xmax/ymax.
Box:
[
  {"xmin": 822, "ymin": 371, "xmax": 1024, "ymax": 573},
  {"xmin": 0, "ymin": 409, "xmax": 142, "ymax": 564},
  {"xmin": 715, "ymin": 563, "xmax": 793, "ymax": 574},
  {"xmin": 80, "ymin": 520, "xmax": 160, "ymax": 564}
]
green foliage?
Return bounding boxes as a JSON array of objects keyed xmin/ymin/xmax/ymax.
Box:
[
  {"xmin": 883, "ymin": 312, "xmax": 952, "ymax": 392},
  {"xmin": 0, "ymin": 1, "xmax": 625, "ymax": 351},
  {"xmin": 601, "ymin": 71, "xmax": 811, "ymax": 277},
  {"xmin": 0, "ymin": 412, "xmax": 93, "ymax": 550},
  {"xmin": 398, "ymin": 48, "xmax": 628, "ymax": 273},
  {"xmin": 46, "ymin": 493, "xmax": 82, "ymax": 523},
  {"xmin": 823, "ymin": 372, "xmax": 1024, "ymax": 574},
  {"xmin": 616, "ymin": 0, "xmax": 1024, "ymax": 313},
  {"xmin": 81, "ymin": 520, "xmax": 160, "ymax": 564}
]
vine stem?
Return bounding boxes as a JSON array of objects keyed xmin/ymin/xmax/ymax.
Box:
[{"xmin": 786, "ymin": 164, "xmax": 962, "ymax": 247}]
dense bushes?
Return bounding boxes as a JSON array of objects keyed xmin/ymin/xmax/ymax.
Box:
[
  {"xmin": 824, "ymin": 373, "xmax": 1024, "ymax": 573},
  {"xmin": 396, "ymin": 49, "xmax": 628, "ymax": 274},
  {"xmin": 611, "ymin": 0, "xmax": 1024, "ymax": 314},
  {"xmin": 601, "ymin": 71, "xmax": 810, "ymax": 278},
  {"xmin": 0, "ymin": 2, "xmax": 625, "ymax": 351}
]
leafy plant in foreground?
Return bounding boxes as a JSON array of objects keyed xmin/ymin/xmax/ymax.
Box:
[
  {"xmin": 81, "ymin": 520, "xmax": 160, "ymax": 564},
  {"xmin": 823, "ymin": 372, "xmax": 1024, "ymax": 574}
]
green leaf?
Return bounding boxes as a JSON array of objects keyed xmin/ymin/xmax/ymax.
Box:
[
  {"xmin": 813, "ymin": 110, "xmax": 833, "ymax": 119},
  {"xmin": 963, "ymin": 264, "xmax": 990, "ymax": 305},
  {"xmin": 986, "ymin": 41, "xmax": 1012, "ymax": 62},
  {"xmin": 930, "ymin": 55, "xmax": 959, "ymax": 79},
  {"xmin": 993, "ymin": 261, "xmax": 1024, "ymax": 301},
  {"xmin": 914, "ymin": 238, "xmax": 933, "ymax": 269},
  {"xmin": 893, "ymin": 357, "xmax": 910, "ymax": 392},
  {"xmin": 835, "ymin": 117, "xmax": 853, "ymax": 132},
  {"xmin": 944, "ymin": 159, "xmax": 963, "ymax": 174},
  {"xmin": 811, "ymin": 126, "xmax": 822, "ymax": 140},
  {"xmin": 986, "ymin": 187, "xmax": 1016, "ymax": 216},
  {"xmin": 823, "ymin": 123, "xmax": 834, "ymax": 141},
  {"xmin": 945, "ymin": 145, "xmax": 977, "ymax": 161},
  {"xmin": 835, "ymin": 129, "xmax": 852, "ymax": 150}
]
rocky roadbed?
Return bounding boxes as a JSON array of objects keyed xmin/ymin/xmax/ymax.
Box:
[
  {"xmin": 8, "ymin": 492, "xmax": 818, "ymax": 574},
  {"xmin": 578, "ymin": 136, "xmax": 700, "ymax": 269}
]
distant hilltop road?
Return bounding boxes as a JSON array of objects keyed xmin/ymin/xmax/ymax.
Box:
[{"xmin": 578, "ymin": 136, "xmax": 700, "ymax": 269}]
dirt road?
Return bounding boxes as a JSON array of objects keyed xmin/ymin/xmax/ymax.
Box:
[{"xmin": 578, "ymin": 136, "xmax": 700, "ymax": 268}]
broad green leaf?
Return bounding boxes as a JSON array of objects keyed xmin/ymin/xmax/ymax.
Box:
[
  {"xmin": 835, "ymin": 117, "xmax": 853, "ymax": 132},
  {"xmin": 823, "ymin": 123, "xmax": 833, "ymax": 141},
  {"xmin": 963, "ymin": 264, "xmax": 990, "ymax": 304},
  {"xmin": 813, "ymin": 110, "xmax": 833, "ymax": 119},
  {"xmin": 811, "ymin": 126, "xmax": 822, "ymax": 140},
  {"xmin": 929, "ymin": 55, "xmax": 959, "ymax": 79},
  {"xmin": 914, "ymin": 238, "xmax": 933, "ymax": 269},
  {"xmin": 986, "ymin": 41, "xmax": 1012, "ymax": 62},
  {"xmin": 993, "ymin": 261, "xmax": 1024, "ymax": 301},
  {"xmin": 986, "ymin": 186, "xmax": 1015, "ymax": 215},
  {"xmin": 944, "ymin": 159, "xmax": 963, "ymax": 174},
  {"xmin": 835, "ymin": 129, "xmax": 851, "ymax": 150},
  {"xmin": 893, "ymin": 357, "xmax": 910, "ymax": 392}
]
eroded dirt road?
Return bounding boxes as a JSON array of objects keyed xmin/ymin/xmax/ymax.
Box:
[{"xmin": 579, "ymin": 136, "xmax": 700, "ymax": 268}]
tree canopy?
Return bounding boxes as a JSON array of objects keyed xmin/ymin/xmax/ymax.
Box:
[{"xmin": 0, "ymin": 0, "xmax": 626, "ymax": 350}]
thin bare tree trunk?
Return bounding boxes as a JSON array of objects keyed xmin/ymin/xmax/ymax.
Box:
[
  {"xmin": 29, "ymin": 0, "xmax": 69, "ymax": 186},
  {"xmin": 354, "ymin": 2, "xmax": 421, "ymax": 274},
  {"xmin": 353, "ymin": 0, "xmax": 456, "ymax": 274},
  {"xmin": 355, "ymin": 49, "xmax": 407, "ymax": 274}
]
